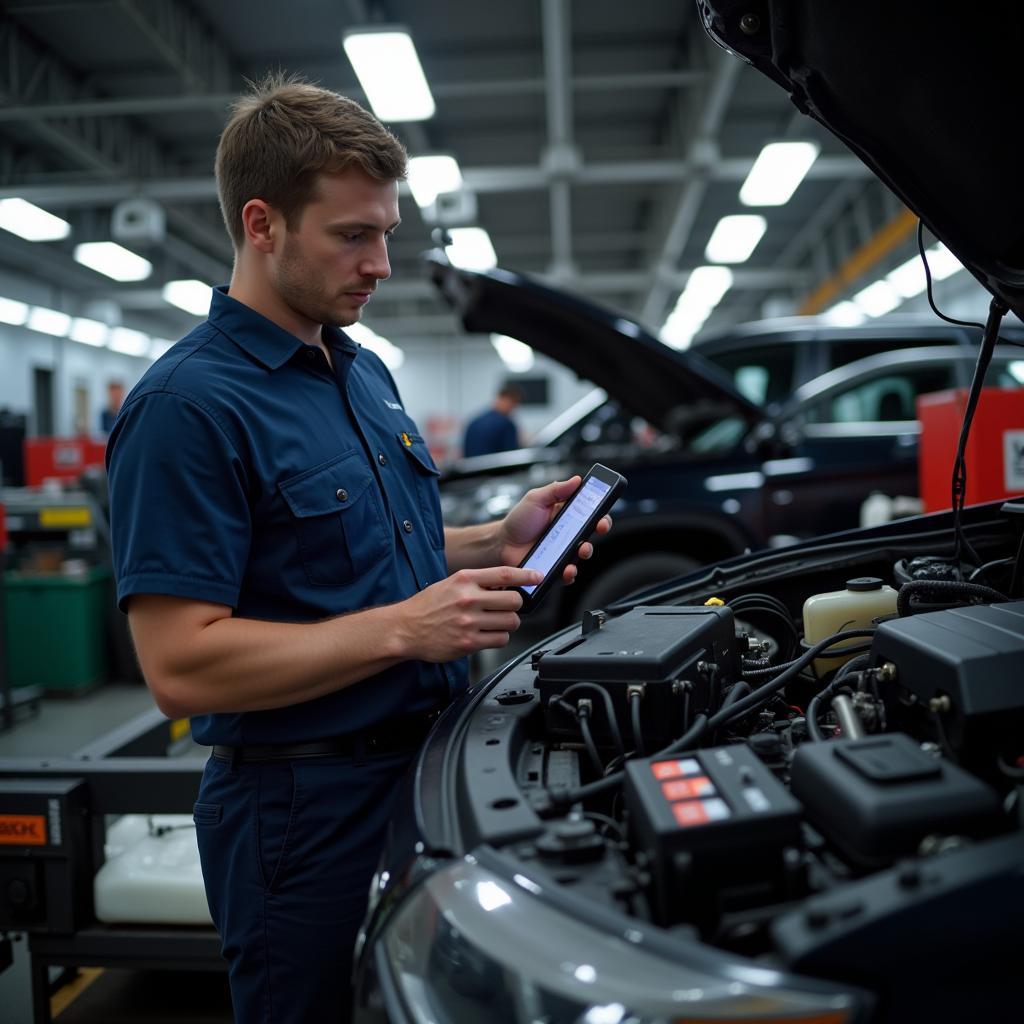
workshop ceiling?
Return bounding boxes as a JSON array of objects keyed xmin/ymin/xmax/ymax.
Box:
[{"xmin": 0, "ymin": 0, "xmax": 905, "ymax": 349}]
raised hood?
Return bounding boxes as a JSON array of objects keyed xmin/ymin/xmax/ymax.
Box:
[
  {"xmin": 426, "ymin": 253, "xmax": 765, "ymax": 438},
  {"xmin": 700, "ymin": 1, "xmax": 1024, "ymax": 322}
]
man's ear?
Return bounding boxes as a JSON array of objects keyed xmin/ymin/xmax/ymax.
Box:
[{"xmin": 240, "ymin": 198, "xmax": 278, "ymax": 254}]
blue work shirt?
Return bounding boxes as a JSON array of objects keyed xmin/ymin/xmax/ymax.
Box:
[
  {"xmin": 107, "ymin": 287, "xmax": 467, "ymax": 746},
  {"xmin": 463, "ymin": 408, "xmax": 518, "ymax": 457}
]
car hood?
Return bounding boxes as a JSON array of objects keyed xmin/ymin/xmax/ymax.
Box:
[
  {"xmin": 699, "ymin": 1, "xmax": 1024, "ymax": 323},
  {"xmin": 426, "ymin": 253, "xmax": 766, "ymax": 438}
]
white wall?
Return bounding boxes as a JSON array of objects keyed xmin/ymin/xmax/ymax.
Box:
[{"xmin": 0, "ymin": 323, "xmax": 151, "ymax": 436}]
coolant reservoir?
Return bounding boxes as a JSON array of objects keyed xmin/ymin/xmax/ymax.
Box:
[{"xmin": 802, "ymin": 577, "xmax": 897, "ymax": 677}]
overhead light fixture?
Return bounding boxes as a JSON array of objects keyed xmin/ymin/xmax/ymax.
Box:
[
  {"xmin": 821, "ymin": 300, "xmax": 867, "ymax": 326},
  {"xmin": 739, "ymin": 142, "xmax": 820, "ymax": 206},
  {"xmin": 162, "ymin": 279, "xmax": 212, "ymax": 316},
  {"xmin": 0, "ymin": 198, "xmax": 71, "ymax": 241},
  {"xmin": 407, "ymin": 155, "xmax": 463, "ymax": 208},
  {"xmin": 27, "ymin": 306, "xmax": 71, "ymax": 336},
  {"xmin": 491, "ymin": 334, "xmax": 534, "ymax": 373},
  {"xmin": 73, "ymin": 241, "xmax": 152, "ymax": 282},
  {"xmin": 446, "ymin": 227, "xmax": 497, "ymax": 271},
  {"xmin": 108, "ymin": 326, "xmax": 150, "ymax": 356},
  {"xmin": 852, "ymin": 280, "xmax": 901, "ymax": 318},
  {"xmin": 885, "ymin": 255, "xmax": 928, "ymax": 299},
  {"xmin": 342, "ymin": 27, "xmax": 435, "ymax": 122},
  {"xmin": 660, "ymin": 265, "xmax": 734, "ymax": 349},
  {"xmin": 926, "ymin": 242, "xmax": 963, "ymax": 281},
  {"xmin": 344, "ymin": 322, "xmax": 404, "ymax": 371},
  {"xmin": 69, "ymin": 317, "xmax": 108, "ymax": 346},
  {"xmin": 0, "ymin": 295, "xmax": 29, "ymax": 326},
  {"xmin": 704, "ymin": 215, "xmax": 767, "ymax": 264}
]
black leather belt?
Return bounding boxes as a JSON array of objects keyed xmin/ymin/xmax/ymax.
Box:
[{"xmin": 211, "ymin": 709, "xmax": 441, "ymax": 764}]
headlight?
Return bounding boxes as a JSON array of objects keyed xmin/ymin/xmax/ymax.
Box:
[{"xmin": 379, "ymin": 857, "xmax": 865, "ymax": 1024}]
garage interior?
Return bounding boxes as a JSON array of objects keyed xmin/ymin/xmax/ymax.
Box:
[{"xmin": 0, "ymin": 1, "xmax": 1021, "ymax": 1022}]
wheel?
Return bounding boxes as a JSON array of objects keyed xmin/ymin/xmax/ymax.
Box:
[{"xmin": 573, "ymin": 552, "xmax": 699, "ymax": 615}]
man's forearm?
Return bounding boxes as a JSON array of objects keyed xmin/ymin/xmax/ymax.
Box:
[
  {"xmin": 134, "ymin": 602, "xmax": 409, "ymax": 719},
  {"xmin": 444, "ymin": 520, "xmax": 504, "ymax": 571}
]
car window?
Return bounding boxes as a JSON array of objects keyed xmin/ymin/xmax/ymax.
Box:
[
  {"xmin": 826, "ymin": 336, "xmax": 954, "ymax": 370},
  {"xmin": 805, "ymin": 366, "xmax": 954, "ymax": 423},
  {"xmin": 687, "ymin": 415, "xmax": 749, "ymax": 453},
  {"xmin": 703, "ymin": 344, "xmax": 797, "ymax": 405},
  {"xmin": 991, "ymin": 358, "xmax": 1024, "ymax": 387}
]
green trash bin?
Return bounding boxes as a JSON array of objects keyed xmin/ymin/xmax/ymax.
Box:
[{"xmin": 3, "ymin": 565, "xmax": 111, "ymax": 692}]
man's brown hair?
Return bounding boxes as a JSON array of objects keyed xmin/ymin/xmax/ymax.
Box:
[{"xmin": 215, "ymin": 73, "xmax": 407, "ymax": 249}]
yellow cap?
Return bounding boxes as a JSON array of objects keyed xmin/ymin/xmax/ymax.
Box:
[{"xmin": 704, "ymin": 596, "xmax": 725, "ymax": 606}]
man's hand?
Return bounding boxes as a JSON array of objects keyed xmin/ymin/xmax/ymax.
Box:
[
  {"xmin": 497, "ymin": 477, "xmax": 613, "ymax": 585},
  {"xmin": 396, "ymin": 566, "xmax": 542, "ymax": 661}
]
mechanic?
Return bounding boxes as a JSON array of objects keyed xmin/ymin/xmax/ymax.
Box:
[
  {"xmin": 106, "ymin": 75, "xmax": 611, "ymax": 1023},
  {"xmin": 462, "ymin": 382, "xmax": 523, "ymax": 456}
]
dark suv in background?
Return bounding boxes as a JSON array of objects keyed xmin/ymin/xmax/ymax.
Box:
[{"xmin": 431, "ymin": 254, "xmax": 1024, "ymax": 625}]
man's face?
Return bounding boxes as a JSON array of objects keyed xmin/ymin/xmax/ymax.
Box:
[{"xmin": 274, "ymin": 168, "xmax": 400, "ymax": 328}]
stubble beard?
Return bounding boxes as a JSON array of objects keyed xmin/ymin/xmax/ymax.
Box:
[{"xmin": 276, "ymin": 236, "xmax": 359, "ymax": 329}]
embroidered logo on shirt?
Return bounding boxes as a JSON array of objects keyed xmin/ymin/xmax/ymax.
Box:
[
  {"xmin": 384, "ymin": 399, "xmax": 403, "ymax": 411},
  {"xmin": 401, "ymin": 432, "xmax": 413, "ymax": 447}
]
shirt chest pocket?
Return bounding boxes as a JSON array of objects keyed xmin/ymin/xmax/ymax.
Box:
[
  {"xmin": 397, "ymin": 433, "xmax": 444, "ymax": 550},
  {"xmin": 278, "ymin": 452, "xmax": 388, "ymax": 587}
]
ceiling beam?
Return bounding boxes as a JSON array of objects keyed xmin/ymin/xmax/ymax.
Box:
[
  {"xmin": 542, "ymin": 0, "xmax": 575, "ymax": 277},
  {"xmin": 0, "ymin": 155, "xmax": 870, "ymax": 205}
]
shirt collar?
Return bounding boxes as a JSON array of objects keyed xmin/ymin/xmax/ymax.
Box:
[{"xmin": 207, "ymin": 286, "xmax": 359, "ymax": 370}]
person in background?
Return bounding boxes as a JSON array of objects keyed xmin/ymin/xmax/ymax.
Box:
[
  {"xmin": 99, "ymin": 381, "xmax": 125, "ymax": 434},
  {"xmin": 105, "ymin": 75, "xmax": 610, "ymax": 1023},
  {"xmin": 462, "ymin": 383, "xmax": 523, "ymax": 457}
]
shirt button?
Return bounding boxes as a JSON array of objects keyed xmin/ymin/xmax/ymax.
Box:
[
  {"xmin": 378, "ymin": 453, "xmax": 387, "ymax": 466},
  {"xmin": 336, "ymin": 488, "xmax": 348, "ymax": 502},
  {"xmin": 306, "ymin": 349, "xmax": 317, "ymax": 361},
  {"xmin": 403, "ymin": 520, "xmax": 414, "ymax": 533}
]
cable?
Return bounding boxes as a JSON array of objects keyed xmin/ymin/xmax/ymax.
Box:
[
  {"xmin": 710, "ymin": 681, "xmax": 752, "ymax": 741},
  {"xmin": 969, "ymin": 557, "xmax": 1015, "ymax": 583},
  {"xmin": 806, "ymin": 679, "xmax": 850, "ymax": 742},
  {"xmin": 557, "ymin": 683, "xmax": 626, "ymax": 757},
  {"xmin": 950, "ymin": 295, "xmax": 1008, "ymax": 567},
  {"xmin": 542, "ymin": 627, "xmax": 876, "ymax": 813},
  {"xmin": 1010, "ymin": 528, "xmax": 1024, "ymax": 599},
  {"xmin": 629, "ymin": 689, "xmax": 645, "ymax": 757},
  {"xmin": 896, "ymin": 578, "xmax": 1007, "ymax": 617},
  {"xmin": 577, "ymin": 709, "xmax": 604, "ymax": 776},
  {"xmin": 918, "ymin": 221, "xmax": 986, "ymax": 331}
]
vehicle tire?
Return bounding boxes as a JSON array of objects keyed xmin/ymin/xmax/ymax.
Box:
[{"xmin": 573, "ymin": 552, "xmax": 699, "ymax": 616}]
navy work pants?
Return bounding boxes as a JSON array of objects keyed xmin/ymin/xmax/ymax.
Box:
[{"xmin": 194, "ymin": 747, "xmax": 414, "ymax": 1023}]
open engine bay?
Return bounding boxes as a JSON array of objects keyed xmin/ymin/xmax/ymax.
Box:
[{"xmin": 439, "ymin": 500, "xmax": 1024, "ymax": 1020}]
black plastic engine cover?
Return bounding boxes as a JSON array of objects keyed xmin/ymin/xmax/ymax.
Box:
[
  {"xmin": 871, "ymin": 600, "xmax": 1024, "ymax": 772},
  {"xmin": 791, "ymin": 734, "xmax": 1001, "ymax": 865},
  {"xmin": 535, "ymin": 605, "xmax": 737, "ymax": 750}
]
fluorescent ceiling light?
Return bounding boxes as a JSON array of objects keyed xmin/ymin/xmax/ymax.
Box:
[
  {"xmin": 704, "ymin": 214, "xmax": 767, "ymax": 264},
  {"xmin": 926, "ymin": 242, "xmax": 963, "ymax": 281},
  {"xmin": 69, "ymin": 317, "xmax": 108, "ymax": 346},
  {"xmin": 853, "ymin": 280, "xmax": 901, "ymax": 318},
  {"xmin": 0, "ymin": 295, "xmax": 29, "ymax": 326},
  {"xmin": 27, "ymin": 306, "xmax": 71, "ymax": 336},
  {"xmin": 660, "ymin": 265, "xmax": 734, "ymax": 349},
  {"xmin": 342, "ymin": 27, "xmax": 435, "ymax": 121},
  {"xmin": 885, "ymin": 255, "xmax": 928, "ymax": 299},
  {"xmin": 491, "ymin": 334, "xmax": 534, "ymax": 372},
  {"xmin": 447, "ymin": 227, "xmax": 497, "ymax": 271},
  {"xmin": 345, "ymin": 322, "xmax": 404, "ymax": 371},
  {"xmin": 0, "ymin": 198, "xmax": 71, "ymax": 241},
  {"xmin": 162, "ymin": 279, "xmax": 212, "ymax": 316},
  {"xmin": 821, "ymin": 300, "xmax": 867, "ymax": 326},
  {"xmin": 739, "ymin": 142, "xmax": 820, "ymax": 206},
  {"xmin": 74, "ymin": 241, "xmax": 152, "ymax": 282},
  {"xmin": 108, "ymin": 326, "xmax": 150, "ymax": 356},
  {"xmin": 407, "ymin": 155, "xmax": 463, "ymax": 208}
]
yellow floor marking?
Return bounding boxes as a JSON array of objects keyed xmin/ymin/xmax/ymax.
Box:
[{"xmin": 51, "ymin": 966, "xmax": 105, "ymax": 1018}]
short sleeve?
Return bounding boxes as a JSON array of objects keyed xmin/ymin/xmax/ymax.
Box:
[{"xmin": 107, "ymin": 390, "xmax": 252, "ymax": 611}]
